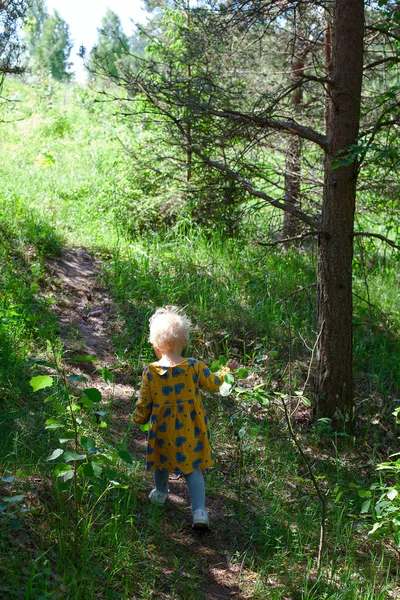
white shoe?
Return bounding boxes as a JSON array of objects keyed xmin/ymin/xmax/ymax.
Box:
[
  {"xmin": 192, "ymin": 509, "xmax": 209, "ymax": 530},
  {"xmin": 149, "ymin": 489, "xmax": 168, "ymax": 506}
]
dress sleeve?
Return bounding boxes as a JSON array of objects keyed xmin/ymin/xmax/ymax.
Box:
[
  {"xmin": 197, "ymin": 361, "xmax": 229, "ymax": 393},
  {"xmin": 133, "ymin": 367, "xmax": 153, "ymax": 425}
]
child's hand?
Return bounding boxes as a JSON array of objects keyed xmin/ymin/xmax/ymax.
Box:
[{"xmin": 227, "ymin": 359, "xmax": 239, "ymax": 371}]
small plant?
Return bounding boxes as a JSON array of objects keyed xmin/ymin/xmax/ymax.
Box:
[
  {"xmin": 0, "ymin": 476, "xmax": 36, "ymax": 518},
  {"xmin": 365, "ymin": 406, "xmax": 400, "ymax": 548},
  {"xmin": 209, "ymin": 354, "xmax": 250, "ymax": 396},
  {"xmin": 30, "ymin": 355, "xmax": 132, "ymax": 514}
]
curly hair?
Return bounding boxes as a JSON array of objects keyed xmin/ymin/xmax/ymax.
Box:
[{"xmin": 148, "ymin": 306, "xmax": 190, "ymax": 351}]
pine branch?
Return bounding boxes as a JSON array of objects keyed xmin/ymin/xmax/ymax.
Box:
[
  {"xmin": 353, "ymin": 231, "xmax": 400, "ymax": 250},
  {"xmin": 191, "ymin": 149, "xmax": 319, "ymax": 229},
  {"xmin": 200, "ymin": 106, "xmax": 327, "ymax": 149},
  {"xmin": 364, "ymin": 56, "xmax": 400, "ymax": 70},
  {"xmin": 258, "ymin": 231, "xmax": 319, "ymax": 246}
]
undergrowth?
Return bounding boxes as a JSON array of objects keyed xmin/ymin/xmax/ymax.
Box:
[{"xmin": 0, "ymin": 77, "xmax": 399, "ymax": 599}]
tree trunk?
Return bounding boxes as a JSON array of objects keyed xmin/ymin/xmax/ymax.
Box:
[
  {"xmin": 315, "ymin": 0, "xmax": 364, "ymax": 423},
  {"xmin": 284, "ymin": 134, "xmax": 302, "ymax": 239},
  {"xmin": 283, "ymin": 5, "xmax": 306, "ymax": 240}
]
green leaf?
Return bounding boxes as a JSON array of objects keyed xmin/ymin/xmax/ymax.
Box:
[
  {"xmin": 219, "ymin": 382, "xmax": 232, "ymax": 397},
  {"xmin": 109, "ymin": 480, "xmax": 128, "ymax": 488},
  {"xmin": 53, "ymin": 464, "xmax": 73, "ymax": 477},
  {"xmin": 59, "ymin": 434, "xmax": 75, "ymax": 443},
  {"xmin": 119, "ymin": 449, "xmax": 133, "ymax": 464},
  {"xmin": 80, "ymin": 461, "xmax": 103, "ymax": 479},
  {"xmin": 358, "ymin": 490, "xmax": 372, "ymax": 498},
  {"xmin": 140, "ymin": 423, "xmax": 150, "ymax": 431},
  {"xmin": 234, "ymin": 386, "xmax": 248, "ymax": 394},
  {"xmin": 80, "ymin": 396, "xmax": 94, "ymax": 409},
  {"xmin": 71, "ymin": 355, "xmax": 98, "ymax": 362},
  {"xmin": 45, "ymin": 419, "xmax": 64, "ymax": 430},
  {"xmin": 67, "ymin": 374, "xmax": 88, "ymax": 383},
  {"xmin": 218, "ymin": 355, "xmax": 228, "ymax": 366},
  {"xmin": 3, "ymin": 495, "xmax": 24, "ymax": 503},
  {"xmin": 91, "ymin": 461, "xmax": 103, "ymax": 478},
  {"xmin": 236, "ymin": 368, "xmax": 249, "ymax": 379},
  {"xmin": 30, "ymin": 375, "xmax": 54, "ymax": 392},
  {"xmin": 80, "ymin": 436, "xmax": 96, "ymax": 451},
  {"xmin": 43, "ymin": 395, "xmax": 57, "ymax": 404},
  {"xmin": 224, "ymin": 373, "xmax": 235, "ymax": 385},
  {"xmin": 64, "ymin": 452, "xmax": 86, "ymax": 463},
  {"xmin": 27, "ymin": 358, "xmax": 56, "ymax": 369},
  {"xmin": 334, "ymin": 490, "xmax": 344, "ymax": 503},
  {"xmin": 237, "ymin": 427, "xmax": 246, "ymax": 439},
  {"xmin": 98, "ymin": 367, "xmax": 113, "ymax": 383},
  {"xmin": 300, "ymin": 397, "xmax": 311, "ymax": 407},
  {"xmin": 46, "ymin": 448, "xmax": 64, "ymax": 461},
  {"xmin": 95, "ymin": 410, "xmax": 107, "ymax": 417},
  {"xmin": 83, "ymin": 388, "xmax": 102, "ymax": 403},
  {"xmin": 62, "ymin": 471, "xmax": 74, "ymax": 482},
  {"xmin": 368, "ymin": 521, "xmax": 383, "ymax": 535},
  {"xmin": 258, "ymin": 396, "xmax": 270, "ymax": 407},
  {"xmin": 387, "ymin": 488, "xmax": 398, "ymax": 501},
  {"xmin": 361, "ymin": 500, "xmax": 371, "ymax": 514}
]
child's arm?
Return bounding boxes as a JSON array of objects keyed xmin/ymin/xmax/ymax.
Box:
[{"xmin": 133, "ymin": 367, "xmax": 153, "ymax": 425}]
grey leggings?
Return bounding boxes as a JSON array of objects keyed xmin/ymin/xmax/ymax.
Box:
[{"xmin": 154, "ymin": 468, "xmax": 205, "ymax": 512}]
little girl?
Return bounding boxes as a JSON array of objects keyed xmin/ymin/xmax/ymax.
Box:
[{"xmin": 134, "ymin": 305, "xmax": 237, "ymax": 529}]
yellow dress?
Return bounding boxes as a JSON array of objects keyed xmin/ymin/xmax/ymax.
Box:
[{"xmin": 134, "ymin": 358, "xmax": 227, "ymax": 475}]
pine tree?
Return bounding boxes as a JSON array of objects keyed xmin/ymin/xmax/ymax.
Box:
[
  {"xmin": 25, "ymin": 2, "xmax": 72, "ymax": 81},
  {"xmin": 0, "ymin": 0, "xmax": 29, "ymax": 90},
  {"xmin": 88, "ymin": 10, "xmax": 130, "ymax": 79}
]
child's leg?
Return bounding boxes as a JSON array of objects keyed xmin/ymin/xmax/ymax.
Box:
[
  {"xmin": 154, "ymin": 468, "xmax": 169, "ymax": 494},
  {"xmin": 184, "ymin": 470, "xmax": 205, "ymax": 512}
]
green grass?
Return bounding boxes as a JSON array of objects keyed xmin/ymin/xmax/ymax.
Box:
[
  {"xmin": 0, "ymin": 76, "xmax": 400, "ymax": 599},
  {"xmin": 101, "ymin": 228, "xmax": 317, "ymax": 374}
]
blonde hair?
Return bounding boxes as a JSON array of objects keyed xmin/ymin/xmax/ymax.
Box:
[{"xmin": 148, "ymin": 305, "xmax": 190, "ymax": 351}]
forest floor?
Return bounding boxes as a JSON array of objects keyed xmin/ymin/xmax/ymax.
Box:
[{"xmin": 48, "ymin": 246, "xmax": 257, "ymax": 600}]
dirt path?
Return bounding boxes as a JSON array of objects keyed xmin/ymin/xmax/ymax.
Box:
[
  {"xmin": 48, "ymin": 247, "xmax": 133, "ymax": 403},
  {"xmin": 48, "ymin": 247, "xmax": 251, "ymax": 600}
]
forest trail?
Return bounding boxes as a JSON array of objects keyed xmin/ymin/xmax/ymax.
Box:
[
  {"xmin": 48, "ymin": 247, "xmax": 252, "ymax": 600},
  {"xmin": 48, "ymin": 247, "xmax": 133, "ymax": 407}
]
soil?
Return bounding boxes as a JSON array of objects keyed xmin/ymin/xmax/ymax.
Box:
[{"xmin": 48, "ymin": 247, "xmax": 255, "ymax": 600}]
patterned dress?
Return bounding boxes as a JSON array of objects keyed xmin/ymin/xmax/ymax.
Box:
[{"xmin": 134, "ymin": 358, "xmax": 227, "ymax": 475}]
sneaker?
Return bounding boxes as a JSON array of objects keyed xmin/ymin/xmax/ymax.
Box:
[
  {"xmin": 149, "ymin": 489, "xmax": 168, "ymax": 506},
  {"xmin": 192, "ymin": 509, "xmax": 209, "ymax": 530}
]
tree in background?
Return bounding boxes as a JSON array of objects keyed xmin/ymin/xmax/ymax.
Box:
[
  {"xmin": 282, "ymin": 1, "xmax": 308, "ymax": 241},
  {"xmin": 24, "ymin": 0, "xmax": 46, "ymax": 57},
  {"xmin": 25, "ymin": 0, "xmax": 72, "ymax": 80},
  {"xmin": 88, "ymin": 10, "xmax": 130, "ymax": 79},
  {"xmin": 0, "ymin": 0, "xmax": 29, "ymax": 90}
]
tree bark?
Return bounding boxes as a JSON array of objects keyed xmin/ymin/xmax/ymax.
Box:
[
  {"xmin": 284, "ymin": 128, "xmax": 302, "ymax": 239},
  {"xmin": 315, "ymin": 0, "xmax": 364, "ymax": 423},
  {"xmin": 283, "ymin": 4, "xmax": 306, "ymax": 240}
]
